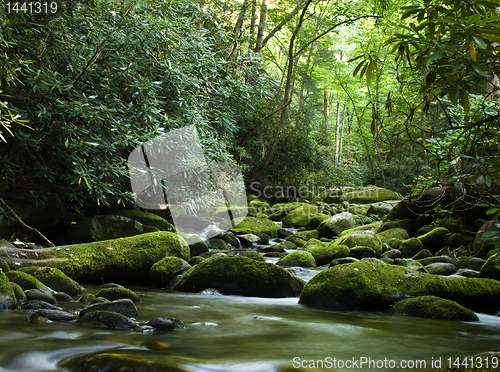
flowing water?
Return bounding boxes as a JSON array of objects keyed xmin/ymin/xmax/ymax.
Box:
[{"xmin": 1, "ymin": 286, "xmax": 500, "ymax": 372}]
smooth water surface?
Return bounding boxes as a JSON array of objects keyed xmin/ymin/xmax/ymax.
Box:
[{"xmin": 1, "ymin": 287, "xmax": 500, "ymax": 371}]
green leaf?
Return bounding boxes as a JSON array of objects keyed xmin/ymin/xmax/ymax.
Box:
[
  {"xmin": 473, "ymin": 36, "xmax": 488, "ymax": 50},
  {"xmin": 486, "ymin": 207, "xmax": 499, "ymax": 215},
  {"xmin": 482, "ymin": 231, "xmax": 500, "ymax": 240},
  {"xmin": 485, "ymin": 174, "xmax": 492, "ymax": 187},
  {"xmin": 459, "ymin": 89, "xmax": 470, "ymax": 113},
  {"xmin": 470, "ymin": 40, "xmax": 477, "ymax": 61}
]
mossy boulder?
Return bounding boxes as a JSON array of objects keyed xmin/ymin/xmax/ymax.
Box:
[
  {"xmin": 349, "ymin": 246, "xmax": 377, "ymax": 258},
  {"xmin": 0, "ymin": 269, "xmax": 17, "ymax": 310},
  {"xmin": 472, "ymin": 220, "xmax": 500, "ymax": 258},
  {"xmin": 173, "ymin": 255, "xmax": 304, "ymax": 297},
  {"xmin": 10, "ymin": 282, "xmax": 26, "ymax": 304},
  {"xmin": 347, "ymin": 204, "xmax": 371, "ymax": 215},
  {"xmin": 60, "ymin": 353, "xmax": 190, "ymax": 372},
  {"xmin": 270, "ymin": 241, "xmax": 297, "ymax": 251},
  {"xmin": 79, "ymin": 299, "xmax": 138, "ymax": 319},
  {"xmin": 339, "ymin": 186, "xmax": 397, "ymax": 204},
  {"xmin": 277, "ymin": 251, "xmax": 316, "ymax": 268},
  {"xmin": 71, "ymin": 215, "xmax": 159, "ymax": 243},
  {"xmin": 0, "ymin": 232, "xmax": 189, "ymax": 284},
  {"xmin": 95, "ymin": 287, "xmax": 140, "ymax": 303},
  {"xmin": 311, "ymin": 188, "xmax": 343, "ymax": 204},
  {"xmin": 226, "ymin": 249, "xmax": 265, "ymax": 262},
  {"xmin": 6, "ymin": 270, "xmax": 52, "ymax": 294},
  {"xmin": 282, "ymin": 204, "xmax": 321, "ymax": 228},
  {"xmin": 285, "ymin": 236, "xmax": 307, "ymax": 247},
  {"xmin": 299, "ymin": 260, "xmax": 500, "ymax": 313},
  {"xmin": 388, "ymin": 296, "xmax": 478, "ymax": 321},
  {"xmin": 376, "ymin": 228, "xmax": 409, "ymax": 246},
  {"xmin": 340, "ymin": 231, "xmax": 383, "ymax": 256},
  {"xmin": 439, "ymin": 217, "xmax": 461, "ymax": 234},
  {"xmin": 0, "ymin": 258, "xmax": 10, "ymax": 273},
  {"xmin": 111, "ymin": 209, "xmax": 175, "ymax": 232},
  {"xmin": 417, "ymin": 227, "xmax": 450, "ymax": 252},
  {"xmin": 366, "ymin": 200, "xmax": 400, "ymax": 217},
  {"xmin": 149, "ymin": 257, "xmax": 191, "ymax": 287},
  {"xmin": 19, "ymin": 267, "xmax": 82, "ymax": 296},
  {"xmin": 303, "ymin": 242, "xmax": 350, "ymax": 266},
  {"xmin": 230, "ymin": 216, "xmax": 279, "ymax": 238},
  {"xmin": 398, "ymin": 238, "xmax": 425, "ymax": 258},
  {"xmin": 317, "ymin": 212, "xmax": 355, "ymax": 238},
  {"xmin": 445, "ymin": 233, "xmax": 475, "ymax": 247},
  {"xmin": 421, "ymin": 262, "xmax": 458, "ymax": 276},
  {"xmin": 306, "ymin": 213, "xmax": 330, "ymax": 230},
  {"xmin": 379, "ymin": 219, "xmax": 424, "ymax": 237},
  {"xmin": 288, "ymin": 230, "xmax": 321, "ymax": 242},
  {"xmin": 76, "ymin": 311, "xmax": 138, "ymax": 330},
  {"xmin": 479, "ymin": 253, "xmax": 500, "ymax": 281},
  {"xmin": 183, "ymin": 235, "xmax": 209, "ymax": 257}
]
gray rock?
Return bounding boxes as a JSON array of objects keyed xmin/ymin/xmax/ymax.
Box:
[
  {"xmin": 24, "ymin": 289, "xmax": 57, "ymax": 305},
  {"xmin": 418, "ymin": 255, "xmax": 457, "ymax": 267},
  {"xmin": 198, "ymin": 288, "xmax": 223, "ymax": 296},
  {"xmin": 382, "ymin": 249, "xmax": 402, "ymax": 259},
  {"xmin": 144, "ymin": 317, "xmax": 175, "ymax": 331},
  {"xmin": 22, "ymin": 300, "xmax": 62, "ymax": 310},
  {"xmin": 79, "ymin": 298, "xmax": 138, "ymax": 318},
  {"xmin": 317, "ymin": 212, "xmax": 356, "ymax": 238},
  {"xmin": 329, "ymin": 257, "xmax": 359, "ymax": 267},
  {"xmin": 456, "ymin": 269, "xmax": 480, "ymax": 278},
  {"xmin": 421, "ymin": 262, "xmax": 458, "ymax": 276},
  {"xmin": 472, "ymin": 220, "xmax": 500, "ymax": 257},
  {"xmin": 367, "ymin": 200, "xmax": 400, "ymax": 217},
  {"xmin": 31, "ymin": 309, "xmax": 76, "ymax": 322},
  {"xmin": 54, "ymin": 292, "xmax": 74, "ymax": 302},
  {"xmin": 76, "ymin": 310, "xmax": 138, "ymax": 330}
]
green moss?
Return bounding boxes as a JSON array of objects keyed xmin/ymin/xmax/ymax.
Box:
[
  {"xmin": 174, "ymin": 255, "xmax": 304, "ymax": 297},
  {"xmin": 306, "ymin": 213, "xmax": 330, "ymax": 230},
  {"xmin": 288, "ymin": 230, "xmax": 321, "ymax": 242},
  {"xmin": 299, "ymin": 260, "xmax": 500, "ymax": 313},
  {"xmin": 348, "ymin": 204, "xmax": 371, "ymax": 215},
  {"xmin": 339, "ymin": 186, "xmax": 397, "ymax": 204},
  {"xmin": 150, "ymin": 257, "xmax": 191, "ymax": 287},
  {"xmin": 272, "ymin": 241, "xmax": 297, "ymax": 251},
  {"xmin": 349, "ymin": 246, "xmax": 377, "ymax": 258},
  {"xmin": 379, "ymin": 219, "xmax": 424, "ymax": 237},
  {"xmin": 6, "ymin": 270, "xmax": 51, "ymax": 293},
  {"xmin": 95, "ymin": 287, "xmax": 140, "ymax": 303},
  {"xmin": 111, "ymin": 209, "xmax": 175, "ymax": 232},
  {"xmin": 340, "ymin": 231, "xmax": 383, "ymax": 256},
  {"xmin": 0, "ymin": 258, "xmax": 10, "ymax": 273},
  {"xmin": 285, "ymin": 236, "xmax": 307, "ymax": 247},
  {"xmin": 230, "ymin": 216, "xmax": 279, "ymax": 238},
  {"xmin": 304, "ymin": 241, "xmax": 350, "ymax": 265},
  {"xmin": 439, "ymin": 217, "xmax": 461, "ymax": 234},
  {"xmin": 399, "ymin": 238, "xmax": 425, "ymax": 258},
  {"xmin": 227, "ymin": 249, "xmax": 266, "ymax": 261},
  {"xmin": 317, "ymin": 212, "xmax": 356, "ymax": 238},
  {"xmin": 19, "ymin": 266, "xmax": 82, "ymax": 296},
  {"xmin": 479, "ymin": 253, "xmax": 500, "ymax": 281},
  {"xmin": 417, "ymin": 227, "xmax": 450, "ymax": 252},
  {"xmin": 389, "ymin": 296, "xmax": 478, "ymax": 321},
  {"xmin": 188, "ymin": 256, "xmax": 205, "ymax": 266},
  {"xmin": 10, "ymin": 282, "xmax": 26, "ymax": 304},
  {"xmin": 3, "ymin": 232, "xmax": 188, "ymax": 284},
  {"xmin": 376, "ymin": 228, "xmax": 409, "ymax": 246},
  {"xmin": 282, "ymin": 204, "xmax": 321, "ymax": 228},
  {"xmin": 277, "ymin": 250, "xmax": 316, "ymax": 268},
  {"xmin": 0, "ymin": 269, "xmax": 17, "ymax": 310}
]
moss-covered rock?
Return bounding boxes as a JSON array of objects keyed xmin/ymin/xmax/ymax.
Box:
[
  {"xmin": 285, "ymin": 236, "xmax": 307, "ymax": 247},
  {"xmin": 398, "ymin": 238, "xmax": 425, "ymax": 258},
  {"xmin": 304, "ymin": 242, "xmax": 350, "ymax": 266},
  {"xmin": 0, "ymin": 232, "xmax": 189, "ymax": 284},
  {"xmin": 340, "ymin": 231, "xmax": 383, "ymax": 256},
  {"xmin": 479, "ymin": 253, "xmax": 500, "ymax": 281},
  {"xmin": 173, "ymin": 255, "xmax": 304, "ymax": 297},
  {"xmin": 339, "ymin": 186, "xmax": 397, "ymax": 204},
  {"xmin": 306, "ymin": 213, "xmax": 330, "ymax": 230},
  {"xmin": 149, "ymin": 257, "xmax": 191, "ymax": 287},
  {"xmin": 270, "ymin": 241, "xmax": 297, "ymax": 251},
  {"xmin": 388, "ymin": 296, "xmax": 478, "ymax": 321},
  {"xmin": 19, "ymin": 266, "xmax": 82, "ymax": 296},
  {"xmin": 317, "ymin": 212, "xmax": 355, "ymax": 238},
  {"xmin": 10, "ymin": 282, "xmax": 26, "ymax": 304},
  {"xmin": 445, "ymin": 233, "xmax": 475, "ymax": 247},
  {"xmin": 299, "ymin": 260, "xmax": 500, "ymax": 313},
  {"xmin": 6, "ymin": 270, "xmax": 52, "ymax": 294},
  {"xmin": 366, "ymin": 200, "xmax": 400, "ymax": 217},
  {"xmin": 288, "ymin": 230, "xmax": 321, "ymax": 242},
  {"xmin": 60, "ymin": 353, "xmax": 191, "ymax": 372},
  {"xmin": 349, "ymin": 246, "xmax": 377, "ymax": 258},
  {"xmin": 230, "ymin": 216, "xmax": 279, "ymax": 238},
  {"xmin": 347, "ymin": 204, "xmax": 371, "ymax": 215},
  {"xmin": 311, "ymin": 189, "xmax": 343, "ymax": 204},
  {"xmin": 95, "ymin": 287, "xmax": 140, "ymax": 303},
  {"xmin": 282, "ymin": 205, "xmax": 321, "ymax": 228},
  {"xmin": 0, "ymin": 269, "xmax": 17, "ymax": 310},
  {"xmin": 79, "ymin": 298, "xmax": 138, "ymax": 319},
  {"xmin": 226, "ymin": 249, "xmax": 265, "ymax": 262},
  {"xmin": 379, "ymin": 219, "xmax": 424, "ymax": 237},
  {"xmin": 111, "ymin": 209, "xmax": 175, "ymax": 232},
  {"xmin": 277, "ymin": 251, "xmax": 316, "ymax": 268},
  {"xmin": 183, "ymin": 236, "xmax": 208, "ymax": 257},
  {"xmin": 0, "ymin": 258, "xmax": 10, "ymax": 273},
  {"xmin": 421, "ymin": 262, "xmax": 458, "ymax": 276},
  {"xmin": 417, "ymin": 227, "xmax": 450, "ymax": 252},
  {"xmin": 473, "ymin": 220, "xmax": 500, "ymax": 258},
  {"xmin": 208, "ymin": 238, "xmax": 228, "ymax": 250},
  {"xmin": 376, "ymin": 228, "xmax": 409, "ymax": 246},
  {"xmin": 76, "ymin": 311, "xmax": 138, "ymax": 330}
]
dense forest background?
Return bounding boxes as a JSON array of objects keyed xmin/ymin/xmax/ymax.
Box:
[{"xmin": 0, "ymin": 0, "xmax": 499, "ymax": 217}]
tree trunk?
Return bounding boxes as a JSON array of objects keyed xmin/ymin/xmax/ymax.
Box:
[
  {"xmin": 322, "ymin": 89, "xmax": 329, "ymax": 146},
  {"xmin": 249, "ymin": 0, "xmax": 257, "ymax": 51},
  {"xmin": 334, "ymin": 101, "xmax": 340, "ymax": 166},
  {"xmin": 254, "ymin": 0, "xmax": 267, "ymax": 53},
  {"xmin": 233, "ymin": 0, "xmax": 250, "ymax": 39},
  {"xmin": 246, "ymin": 0, "xmax": 313, "ymax": 185},
  {"xmin": 338, "ymin": 102, "xmax": 347, "ymax": 164}
]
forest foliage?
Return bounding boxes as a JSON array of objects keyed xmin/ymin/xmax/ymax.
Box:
[{"xmin": 0, "ymin": 0, "xmax": 499, "ymax": 215}]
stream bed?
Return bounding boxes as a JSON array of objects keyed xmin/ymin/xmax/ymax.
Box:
[{"xmin": 1, "ymin": 286, "xmax": 500, "ymax": 371}]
